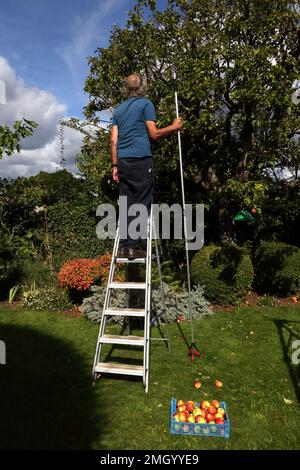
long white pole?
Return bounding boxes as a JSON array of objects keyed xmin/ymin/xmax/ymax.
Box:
[{"xmin": 173, "ymin": 70, "xmax": 195, "ymax": 345}]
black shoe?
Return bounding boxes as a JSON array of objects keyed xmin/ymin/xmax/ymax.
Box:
[
  {"xmin": 127, "ymin": 247, "xmax": 147, "ymax": 259},
  {"xmin": 117, "ymin": 247, "xmax": 128, "ymax": 258}
]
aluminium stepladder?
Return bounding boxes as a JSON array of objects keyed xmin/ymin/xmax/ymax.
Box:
[{"xmin": 92, "ymin": 206, "xmax": 170, "ymax": 393}]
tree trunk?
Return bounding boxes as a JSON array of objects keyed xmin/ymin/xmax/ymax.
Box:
[{"xmin": 218, "ymin": 197, "xmax": 237, "ymax": 244}]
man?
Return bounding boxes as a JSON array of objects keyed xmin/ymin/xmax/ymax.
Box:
[{"xmin": 110, "ymin": 74, "xmax": 183, "ymax": 259}]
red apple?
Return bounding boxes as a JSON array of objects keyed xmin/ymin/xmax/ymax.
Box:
[
  {"xmin": 218, "ymin": 407, "xmax": 225, "ymax": 416},
  {"xmin": 206, "ymin": 413, "xmax": 215, "ymax": 423},
  {"xmin": 207, "ymin": 405, "xmax": 217, "ymax": 415},
  {"xmin": 194, "ymin": 380, "xmax": 202, "ymax": 389},
  {"xmin": 214, "ymin": 412, "xmax": 224, "ymax": 420},
  {"xmin": 173, "ymin": 412, "xmax": 179, "ymax": 422},
  {"xmin": 177, "ymin": 399, "xmax": 185, "ymax": 408},
  {"xmin": 211, "ymin": 400, "xmax": 220, "ymax": 409},
  {"xmin": 215, "ymin": 418, "xmax": 225, "ymax": 424},
  {"xmin": 200, "ymin": 400, "xmax": 211, "ymax": 410},
  {"xmin": 251, "ymin": 208, "xmax": 257, "ymax": 214},
  {"xmin": 186, "ymin": 401, "xmax": 195, "ymax": 413},
  {"xmin": 214, "ymin": 379, "xmax": 223, "ymax": 388},
  {"xmin": 195, "ymin": 416, "xmax": 206, "ymax": 424},
  {"xmin": 200, "ymin": 408, "xmax": 207, "ymax": 418}
]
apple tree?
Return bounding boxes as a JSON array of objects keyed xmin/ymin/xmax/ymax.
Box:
[{"xmin": 82, "ymin": 0, "xmax": 300, "ymax": 242}]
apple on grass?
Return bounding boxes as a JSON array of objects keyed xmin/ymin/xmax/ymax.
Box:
[
  {"xmin": 214, "ymin": 379, "xmax": 223, "ymax": 388},
  {"xmin": 194, "ymin": 379, "xmax": 202, "ymax": 389}
]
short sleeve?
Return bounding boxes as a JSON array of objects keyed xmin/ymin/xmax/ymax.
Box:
[
  {"xmin": 143, "ymin": 100, "xmax": 156, "ymax": 121},
  {"xmin": 111, "ymin": 114, "xmax": 117, "ymax": 126}
]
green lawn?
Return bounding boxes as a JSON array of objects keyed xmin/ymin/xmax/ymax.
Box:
[{"xmin": 0, "ymin": 305, "xmax": 299, "ymax": 450}]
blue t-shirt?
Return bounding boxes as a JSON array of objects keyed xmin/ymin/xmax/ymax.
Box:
[{"xmin": 112, "ymin": 96, "xmax": 156, "ymax": 158}]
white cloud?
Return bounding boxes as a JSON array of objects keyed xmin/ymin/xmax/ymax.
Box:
[{"xmin": 0, "ymin": 56, "xmax": 84, "ymax": 178}]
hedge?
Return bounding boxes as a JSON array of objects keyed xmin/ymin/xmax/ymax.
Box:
[
  {"xmin": 254, "ymin": 241, "xmax": 300, "ymax": 296},
  {"xmin": 190, "ymin": 244, "xmax": 254, "ymax": 305}
]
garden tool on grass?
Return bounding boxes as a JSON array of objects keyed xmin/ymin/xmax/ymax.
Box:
[{"xmin": 173, "ymin": 69, "xmax": 200, "ymax": 362}]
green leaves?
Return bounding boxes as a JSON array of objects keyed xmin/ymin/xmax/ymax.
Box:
[
  {"xmin": 82, "ymin": 0, "xmax": 299, "ymax": 240},
  {"xmin": 0, "ymin": 118, "xmax": 38, "ymax": 158}
]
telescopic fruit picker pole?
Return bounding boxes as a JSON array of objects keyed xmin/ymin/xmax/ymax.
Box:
[{"xmin": 173, "ymin": 69, "xmax": 200, "ymax": 362}]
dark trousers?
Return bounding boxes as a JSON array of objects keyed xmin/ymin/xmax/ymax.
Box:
[{"xmin": 118, "ymin": 157, "xmax": 153, "ymax": 248}]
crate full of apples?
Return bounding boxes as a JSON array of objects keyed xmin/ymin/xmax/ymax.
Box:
[{"xmin": 170, "ymin": 398, "xmax": 230, "ymax": 438}]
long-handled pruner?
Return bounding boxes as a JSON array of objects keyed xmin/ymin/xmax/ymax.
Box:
[
  {"xmin": 188, "ymin": 342, "xmax": 201, "ymax": 362},
  {"xmin": 173, "ymin": 68, "xmax": 201, "ymax": 362}
]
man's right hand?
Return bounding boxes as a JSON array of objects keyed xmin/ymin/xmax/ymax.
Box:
[
  {"xmin": 172, "ymin": 117, "xmax": 183, "ymax": 131},
  {"xmin": 112, "ymin": 167, "xmax": 119, "ymax": 183}
]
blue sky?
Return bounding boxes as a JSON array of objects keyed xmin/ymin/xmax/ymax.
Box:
[
  {"xmin": 0, "ymin": 0, "xmax": 167, "ymax": 177},
  {"xmin": 0, "ymin": 0, "xmax": 167, "ymax": 118}
]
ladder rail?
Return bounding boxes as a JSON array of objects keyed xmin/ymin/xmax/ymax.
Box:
[
  {"xmin": 93, "ymin": 206, "xmax": 170, "ymax": 391},
  {"xmin": 144, "ymin": 206, "xmax": 153, "ymax": 393},
  {"xmin": 92, "ymin": 225, "xmax": 120, "ymax": 375}
]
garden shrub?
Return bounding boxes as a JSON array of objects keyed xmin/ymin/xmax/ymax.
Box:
[
  {"xmin": 18, "ymin": 258, "xmax": 56, "ymax": 288},
  {"xmin": 152, "ymin": 283, "xmax": 213, "ymax": 321},
  {"xmin": 80, "ymin": 285, "xmax": 127, "ymax": 324},
  {"xmin": 254, "ymin": 241, "xmax": 300, "ymax": 296},
  {"xmin": 48, "ymin": 201, "xmax": 111, "ymax": 271},
  {"xmin": 81, "ymin": 282, "xmax": 213, "ymax": 325},
  {"xmin": 58, "ymin": 258, "xmax": 101, "ymax": 291},
  {"xmin": 23, "ymin": 286, "xmax": 73, "ymax": 311},
  {"xmin": 151, "ymin": 259, "xmax": 183, "ymax": 291},
  {"xmin": 190, "ymin": 244, "xmax": 254, "ymax": 305},
  {"xmin": 57, "ymin": 254, "xmax": 119, "ymax": 292}
]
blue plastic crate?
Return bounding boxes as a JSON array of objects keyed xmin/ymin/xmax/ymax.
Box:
[{"xmin": 170, "ymin": 398, "xmax": 230, "ymax": 438}]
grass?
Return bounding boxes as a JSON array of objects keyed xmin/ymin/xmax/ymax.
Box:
[{"xmin": 0, "ymin": 304, "xmax": 299, "ymax": 450}]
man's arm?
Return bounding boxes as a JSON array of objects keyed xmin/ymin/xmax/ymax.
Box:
[
  {"xmin": 110, "ymin": 125, "xmax": 119, "ymax": 182},
  {"xmin": 146, "ymin": 118, "xmax": 183, "ymax": 140}
]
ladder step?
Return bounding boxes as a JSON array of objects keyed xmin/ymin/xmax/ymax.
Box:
[
  {"xmin": 105, "ymin": 307, "xmax": 146, "ymax": 317},
  {"xmin": 109, "ymin": 282, "xmax": 146, "ymax": 289},
  {"xmin": 100, "ymin": 334, "xmax": 144, "ymax": 346},
  {"xmin": 95, "ymin": 362, "xmax": 144, "ymax": 376},
  {"xmin": 116, "ymin": 257, "xmax": 146, "ymax": 264}
]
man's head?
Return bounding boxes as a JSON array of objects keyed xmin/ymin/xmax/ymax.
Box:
[{"xmin": 125, "ymin": 74, "xmax": 148, "ymax": 97}]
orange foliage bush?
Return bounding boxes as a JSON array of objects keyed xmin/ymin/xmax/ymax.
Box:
[{"xmin": 57, "ymin": 253, "xmax": 120, "ymax": 291}]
